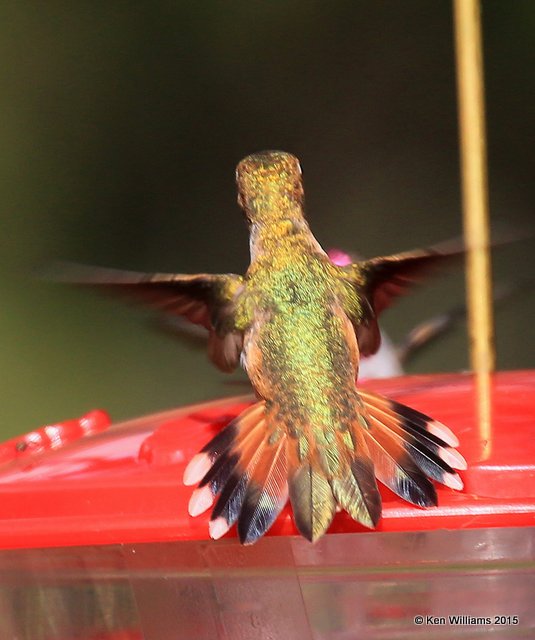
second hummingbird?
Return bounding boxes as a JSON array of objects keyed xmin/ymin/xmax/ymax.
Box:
[{"xmin": 58, "ymin": 151, "xmax": 467, "ymax": 544}]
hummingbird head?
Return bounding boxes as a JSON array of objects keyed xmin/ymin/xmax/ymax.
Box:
[{"xmin": 236, "ymin": 151, "xmax": 304, "ymax": 224}]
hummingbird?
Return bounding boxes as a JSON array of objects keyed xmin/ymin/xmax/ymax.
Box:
[{"xmin": 55, "ymin": 151, "xmax": 467, "ymax": 544}]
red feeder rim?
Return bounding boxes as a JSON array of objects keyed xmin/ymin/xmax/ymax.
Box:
[{"xmin": 0, "ymin": 371, "xmax": 533, "ymax": 550}]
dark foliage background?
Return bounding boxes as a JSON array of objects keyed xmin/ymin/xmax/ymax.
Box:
[{"xmin": 1, "ymin": 1, "xmax": 533, "ymax": 434}]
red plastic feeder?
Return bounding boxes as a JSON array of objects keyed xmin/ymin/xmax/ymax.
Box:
[{"xmin": 0, "ymin": 371, "xmax": 533, "ymax": 639}]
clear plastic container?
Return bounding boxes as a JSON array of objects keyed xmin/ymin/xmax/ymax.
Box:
[{"xmin": 0, "ymin": 527, "xmax": 533, "ymax": 639}]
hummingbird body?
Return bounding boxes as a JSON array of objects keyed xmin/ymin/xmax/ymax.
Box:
[
  {"xmin": 56, "ymin": 150, "xmax": 467, "ymax": 543},
  {"xmin": 236, "ymin": 151, "xmax": 362, "ymax": 409}
]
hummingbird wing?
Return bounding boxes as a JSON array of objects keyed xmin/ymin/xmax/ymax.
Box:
[
  {"xmin": 49, "ymin": 262, "xmax": 245, "ymax": 372},
  {"xmin": 338, "ymin": 241, "xmax": 464, "ymax": 356},
  {"xmin": 359, "ymin": 243, "xmax": 464, "ymax": 315}
]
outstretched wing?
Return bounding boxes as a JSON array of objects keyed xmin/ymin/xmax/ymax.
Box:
[
  {"xmin": 337, "ymin": 241, "xmax": 465, "ymax": 357},
  {"xmin": 50, "ymin": 263, "xmax": 245, "ymax": 372},
  {"xmin": 359, "ymin": 244, "xmax": 464, "ymax": 315}
]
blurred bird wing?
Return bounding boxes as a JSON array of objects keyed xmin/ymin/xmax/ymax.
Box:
[
  {"xmin": 359, "ymin": 242, "xmax": 464, "ymax": 314},
  {"xmin": 50, "ymin": 263, "xmax": 245, "ymax": 372},
  {"xmin": 338, "ymin": 240, "xmax": 465, "ymax": 356}
]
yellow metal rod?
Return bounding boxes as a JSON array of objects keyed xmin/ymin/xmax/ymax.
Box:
[{"xmin": 453, "ymin": 0, "xmax": 494, "ymax": 450}]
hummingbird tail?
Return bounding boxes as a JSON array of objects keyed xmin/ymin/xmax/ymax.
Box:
[
  {"xmin": 357, "ymin": 388, "xmax": 466, "ymax": 506},
  {"xmin": 182, "ymin": 391, "xmax": 466, "ymax": 544}
]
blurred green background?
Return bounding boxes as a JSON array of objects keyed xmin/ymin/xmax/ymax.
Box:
[{"xmin": 1, "ymin": 1, "xmax": 533, "ymax": 436}]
